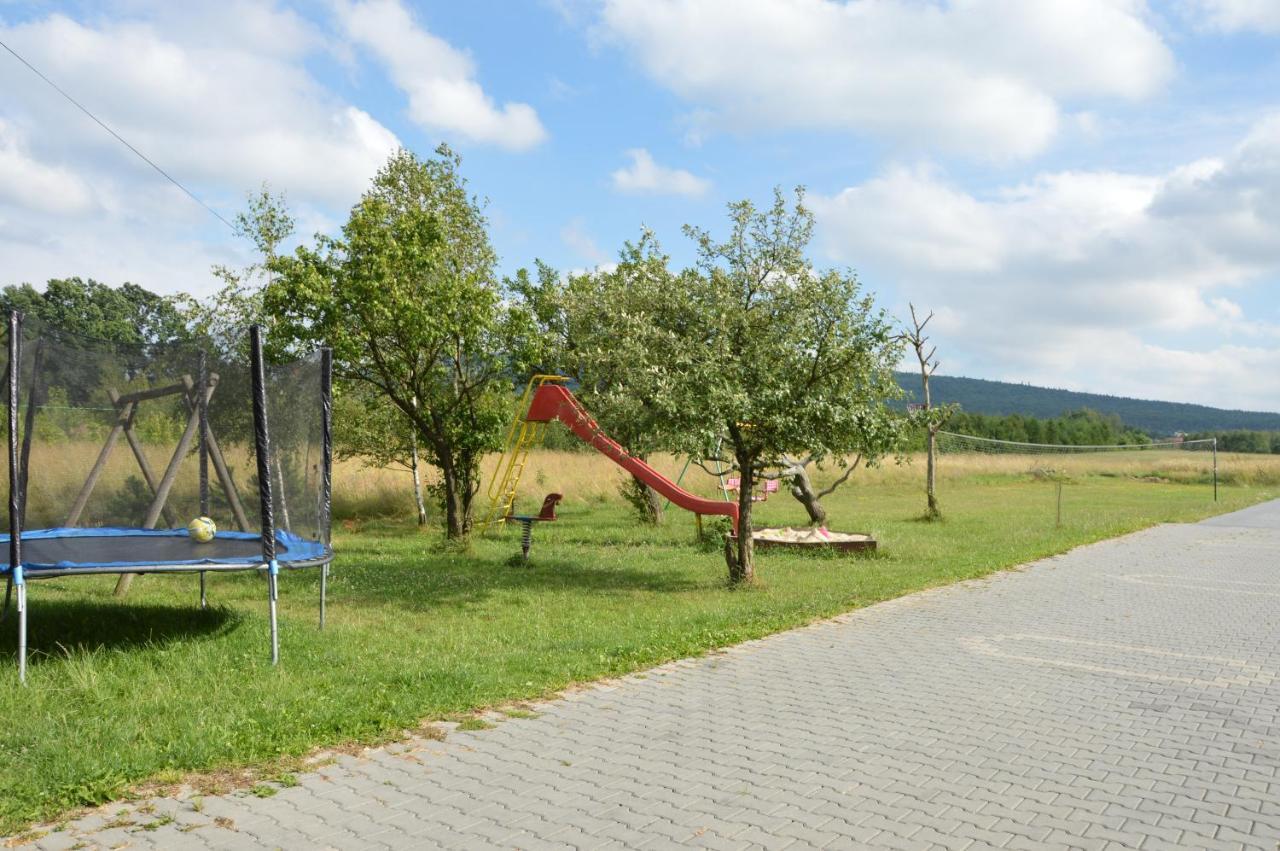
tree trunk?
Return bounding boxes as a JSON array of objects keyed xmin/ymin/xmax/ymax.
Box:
[
  {"xmin": 926, "ymin": 426, "xmax": 940, "ymax": 518},
  {"xmin": 440, "ymin": 459, "xmax": 465, "ymax": 539},
  {"xmin": 620, "ymin": 474, "xmax": 664, "ymax": 524},
  {"xmin": 785, "ymin": 464, "xmax": 828, "ymax": 526},
  {"xmin": 644, "ymin": 484, "xmax": 664, "ymax": 525},
  {"xmin": 460, "ymin": 474, "xmax": 478, "ymax": 537},
  {"xmin": 410, "ymin": 428, "xmax": 427, "ymax": 526},
  {"xmin": 725, "ymin": 458, "xmax": 755, "ymax": 583}
]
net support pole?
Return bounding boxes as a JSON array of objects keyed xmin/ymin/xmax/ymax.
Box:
[
  {"xmin": 1213, "ymin": 438, "xmax": 1218, "ymax": 503},
  {"xmin": 249, "ymin": 325, "xmax": 279, "ymax": 665},
  {"xmin": 198, "ymin": 351, "xmax": 209, "ymax": 609},
  {"xmin": 319, "ymin": 348, "xmax": 333, "ymax": 630},
  {"xmin": 8, "ymin": 311, "xmax": 26, "ymax": 683}
]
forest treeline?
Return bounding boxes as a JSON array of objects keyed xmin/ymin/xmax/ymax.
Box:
[
  {"xmin": 937, "ymin": 409, "xmax": 1152, "ymax": 447},
  {"xmin": 896, "ymin": 372, "xmax": 1280, "ymax": 435},
  {"xmin": 1185, "ymin": 430, "xmax": 1280, "ymax": 454}
]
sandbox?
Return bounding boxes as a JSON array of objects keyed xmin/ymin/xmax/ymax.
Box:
[{"xmin": 744, "ymin": 526, "xmax": 877, "ymax": 554}]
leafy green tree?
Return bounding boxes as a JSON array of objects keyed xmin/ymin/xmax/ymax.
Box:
[
  {"xmin": 266, "ymin": 145, "xmax": 521, "ymax": 538},
  {"xmin": 184, "ymin": 185, "xmax": 296, "ymax": 352},
  {"xmin": 1, "ymin": 278, "xmax": 190, "ymax": 349},
  {"xmin": 0, "ymin": 278, "xmax": 194, "ymax": 405},
  {"xmin": 572, "ymin": 189, "xmax": 905, "ymax": 582}
]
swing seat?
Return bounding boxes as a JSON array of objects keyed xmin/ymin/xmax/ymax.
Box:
[{"xmin": 724, "ymin": 478, "xmax": 779, "ymax": 502}]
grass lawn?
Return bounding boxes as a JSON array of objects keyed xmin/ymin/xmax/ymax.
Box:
[{"xmin": 0, "ymin": 461, "xmax": 1275, "ymax": 834}]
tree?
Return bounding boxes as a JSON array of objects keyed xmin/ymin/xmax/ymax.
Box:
[
  {"xmin": 0, "ymin": 278, "xmax": 195, "ymax": 399},
  {"xmin": 187, "ymin": 185, "xmax": 296, "ymax": 351},
  {"xmin": 902, "ymin": 304, "xmax": 952, "ymax": 519},
  {"xmin": 580, "ymin": 189, "xmax": 905, "ymax": 582},
  {"xmin": 509, "ymin": 246, "xmax": 675, "ymax": 524},
  {"xmin": 266, "ymin": 145, "xmax": 521, "ymax": 538},
  {"xmin": 1, "ymin": 277, "xmax": 191, "ymax": 349}
]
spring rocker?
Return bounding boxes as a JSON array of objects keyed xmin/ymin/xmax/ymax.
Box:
[{"xmin": 503, "ymin": 492, "xmax": 562, "ymax": 563}]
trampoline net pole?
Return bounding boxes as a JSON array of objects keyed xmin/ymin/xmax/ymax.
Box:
[
  {"xmin": 249, "ymin": 325, "xmax": 279, "ymax": 664},
  {"xmin": 8, "ymin": 310, "xmax": 25, "ymax": 682},
  {"xmin": 198, "ymin": 350, "xmax": 209, "ymax": 516},
  {"xmin": 198, "ymin": 350, "xmax": 209, "ymax": 611},
  {"xmin": 319, "ymin": 347, "xmax": 332, "ymax": 630}
]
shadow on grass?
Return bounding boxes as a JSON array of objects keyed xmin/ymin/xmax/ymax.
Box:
[
  {"xmin": 331, "ymin": 548, "xmax": 708, "ymax": 613},
  {"xmin": 0, "ymin": 598, "xmax": 238, "ymax": 664}
]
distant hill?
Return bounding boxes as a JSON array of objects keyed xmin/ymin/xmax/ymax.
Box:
[{"xmin": 894, "ymin": 373, "xmax": 1280, "ymax": 435}]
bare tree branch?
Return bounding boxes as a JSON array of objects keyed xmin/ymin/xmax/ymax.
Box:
[
  {"xmin": 690, "ymin": 457, "xmax": 736, "ymax": 476},
  {"xmin": 816, "ymin": 454, "xmax": 863, "ymax": 498}
]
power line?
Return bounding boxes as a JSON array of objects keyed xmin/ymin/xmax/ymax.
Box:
[{"xmin": 0, "ymin": 37, "xmax": 236, "ymax": 232}]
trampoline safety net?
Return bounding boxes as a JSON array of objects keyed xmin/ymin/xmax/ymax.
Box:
[
  {"xmin": 0, "ymin": 313, "xmax": 333, "ymax": 574},
  {"xmin": 2, "ymin": 312, "xmax": 334, "ymax": 679}
]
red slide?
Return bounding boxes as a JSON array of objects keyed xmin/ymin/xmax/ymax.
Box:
[{"xmin": 525, "ymin": 384, "xmax": 739, "ymax": 533}]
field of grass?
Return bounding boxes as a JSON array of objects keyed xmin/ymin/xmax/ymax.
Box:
[{"xmin": 1, "ymin": 447, "xmax": 1278, "ymax": 834}]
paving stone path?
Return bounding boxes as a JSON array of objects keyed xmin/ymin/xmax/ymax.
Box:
[{"xmin": 21, "ymin": 501, "xmax": 1280, "ymax": 850}]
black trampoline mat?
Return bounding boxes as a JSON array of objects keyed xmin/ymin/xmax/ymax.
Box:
[{"xmin": 3, "ymin": 533, "xmax": 280, "ymax": 568}]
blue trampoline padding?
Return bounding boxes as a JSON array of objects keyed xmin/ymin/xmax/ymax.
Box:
[{"xmin": 0, "ymin": 527, "xmax": 328, "ymax": 572}]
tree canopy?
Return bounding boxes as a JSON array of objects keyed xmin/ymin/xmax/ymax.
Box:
[
  {"xmin": 265, "ymin": 145, "xmax": 527, "ymax": 538},
  {"xmin": 511, "ymin": 241, "xmax": 683, "ymax": 523},
  {"xmin": 534, "ymin": 188, "xmax": 906, "ymax": 581},
  {"xmin": 1, "ymin": 277, "xmax": 190, "ymax": 350}
]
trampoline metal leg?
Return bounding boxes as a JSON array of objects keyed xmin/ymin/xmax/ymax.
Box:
[
  {"xmin": 199, "ymin": 571, "xmax": 207, "ymax": 610},
  {"xmin": 16, "ymin": 580, "xmax": 27, "ymax": 684},
  {"xmin": 268, "ymin": 560, "xmax": 279, "ymax": 666},
  {"xmin": 319, "ymin": 563, "xmax": 328, "ymax": 630}
]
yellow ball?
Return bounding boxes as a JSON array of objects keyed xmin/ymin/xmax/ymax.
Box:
[{"xmin": 188, "ymin": 516, "xmax": 217, "ymax": 543}]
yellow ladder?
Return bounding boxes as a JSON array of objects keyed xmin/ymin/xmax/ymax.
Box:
[{"xmin": 478, "ymin": 375, "xmax": 569, "ymax": 533}]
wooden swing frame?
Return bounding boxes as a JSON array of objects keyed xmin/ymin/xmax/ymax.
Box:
[{"xmin": 60, "ymin": 367, "xmax": 250, "ymax": 595}]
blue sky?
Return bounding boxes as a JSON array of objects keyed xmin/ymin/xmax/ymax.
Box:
[{"xmin": 1, "ymin": 0, "xmax": 1278, "ymax": 410}]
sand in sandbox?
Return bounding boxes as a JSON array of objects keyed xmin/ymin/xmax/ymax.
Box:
[{"xmin": 751, "ymin": 527, "xmax": 873, "ymax": 545}]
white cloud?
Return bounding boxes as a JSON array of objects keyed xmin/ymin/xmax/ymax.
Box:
[
  {"xmin": 0, "ymin": 4, "xmax": 406, "ymax": 296},
  {"xmin": 611, "ymin": 148, "xmax": 710, "ymax": 197},
  {"xmin": 1, "ymin": 12, "xmax": 400, "ymax": 207},
  {"xmin": 811, "ymin": 116, "xmax": 1280, "ymax": 410},
  {"xmin": 336, "ymin": 0, "xmax": 547, "ymax": 150},
  {"xmin": 1186, "ymin": 0, "xmax": 1280, "ymax": 33},
  {"xmin": 590, "ymin": 0, "xmax": 1174, "ymax": 159},
  {"xmin": 0, "ymin": 120, "xmax": 95, "ymax": 215},
  {"xmin": 561, "ymin": 217, "xmax": 609, "ymax": 264}
]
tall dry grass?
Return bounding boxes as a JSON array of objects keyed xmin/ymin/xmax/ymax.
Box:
[
  {"xmin": 10, "ymin": 442, "xmax": 1279, "ymax": 527},
  {"xmin": 334, "ymin": 447, "xmax": 1280, "ymax": 521}
]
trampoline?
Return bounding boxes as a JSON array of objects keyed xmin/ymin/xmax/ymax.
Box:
[
  {"xmin": 1, "ymin": 528, "xmax": 329, "ymax": 575},
  {"xmin": 2, "ymin": 312, "xmax": 334, "ymax": 682}
]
